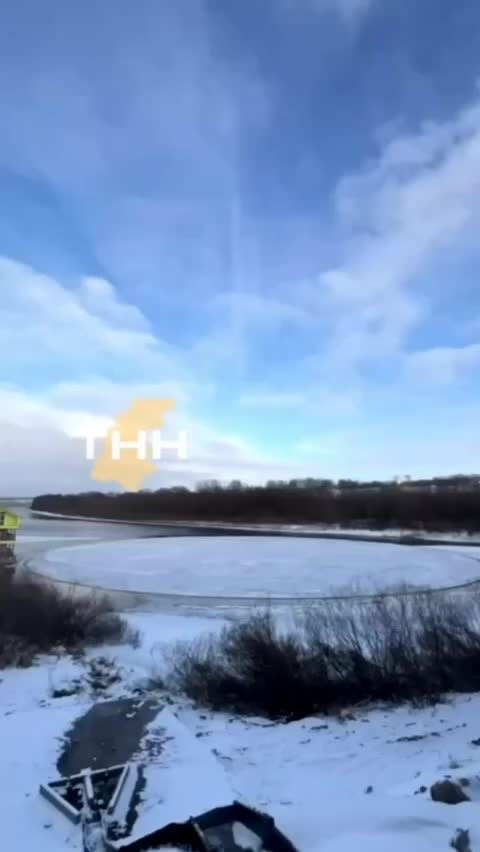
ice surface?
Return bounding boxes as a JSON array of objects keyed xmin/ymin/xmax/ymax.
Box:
[{"xmin": 41, "ymin": 535, "xmax": 480, "ymax": 597}]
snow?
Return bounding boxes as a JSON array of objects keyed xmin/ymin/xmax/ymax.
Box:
[
  {"xmin": 5, "ymin": 631, "xmax": 480, "ymax": 852},
  {"xmin": 40, "ymin": 535, "xmax": 480, "ymax": 598},
  {"xmin": 233, "ymin": 822, "xmax": 263, "ymax": 850},
  {"xmin": 438, "ymin": 545, "xmax": 480, "ymax": 557},
  {"xmin": 31, "ymin": 510, "xmax": 155, "ymax": 525},
  {"xmin": 285, "ymin": 526, "xmax": 480, "ymax": 543},
  {"xmin": 174, "ymin": 695, "xmax": 480, "ymax": 852},
  {"xmin": 130, "ymin": 707, "xmax": 233, "ymax": 841},
  {"xmin": 17, "ymin": 535, "xmax": 100, "ymax": 543},
  {"xmin": 128, "ymin": 611, "xmax": 225, "ymax": 644},
  {"xmin": 4, "ymin": 603, "xmax": 480, "ymax": 852},
  {"xmin": 0, "ymin": 698, "xmax": 232, "ymax": 852},
  {"xmin": 0, "ymin": 605, "xmax": 230, "ymax": 852},
  {"xmin": 1, "ymin": 701, "xmax": 85, "ymax": 852},
  {"xmin": 11, "ymin": 514, "xmax": 480, "ymax": 849},
  {"xmin": 122, "ymin": 612, "xmax": 226, "ymax": 682}
]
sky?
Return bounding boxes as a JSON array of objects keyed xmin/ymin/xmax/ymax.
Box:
[{"xmin": 1, "ymin": 0, "xmax": 480, "ymax": 495}]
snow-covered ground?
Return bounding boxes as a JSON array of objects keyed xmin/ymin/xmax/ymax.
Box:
[
  {"xmin": 40, "ymin": 535, "xmax": 480, "ymax": 598},
  {"xmin": 4, "ymin": 610, "xmax": 480, "ymax": 852},
  {"xmin": 177, "ymin": 693, "xmax": 480, "ymax": 852},
  {"xmin": 7, "ymin": 520, "xmax": 480, "ymax": 849}
]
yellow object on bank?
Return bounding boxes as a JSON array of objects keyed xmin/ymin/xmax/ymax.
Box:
[{"xmin": 0, "ymin": 509, "xmax": 20, "ymax": 552}]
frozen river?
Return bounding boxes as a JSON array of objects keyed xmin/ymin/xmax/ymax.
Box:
[
  {"xmin": 41, "ymin": 534, "xmax": 480, "ymax": 599},
  {"xmin": 7, "ymin": 503, "xmax": 480, "ymax": 612},
  {"xmin": 11, "ymin": 505, "xmax": 195, "ymax": 561}
]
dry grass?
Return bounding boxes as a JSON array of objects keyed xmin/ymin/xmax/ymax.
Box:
[{"xmin": 169, "ymin": 592, "xmax": 480, "ymax": 719}]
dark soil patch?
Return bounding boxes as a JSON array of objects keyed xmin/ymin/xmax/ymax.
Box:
[{"xmin": 57, "ymin": 697, "xmax": 161, "ymax": 775}]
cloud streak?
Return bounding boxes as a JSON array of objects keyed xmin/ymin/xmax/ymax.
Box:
[
  {"xmin": 311, "ymin": 90, "xmax": 480, "ymax": 369},
  {"xmin": 282, "ymin": 0, "xmax": 376, "ymax": 24}
]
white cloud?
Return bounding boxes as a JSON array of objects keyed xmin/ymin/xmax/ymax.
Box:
[
  {"xmin": 0, "ymin": 257, "xmax": 187, "ymax": 379},
  {"xmin": 316, "ymin": 89, "xmax": 480, "ymax": 368},
  {"xmin": 77, "ymin": 277, "xmax": 150, "ymax": 332},
  {"xmin": 0, "ymin": 256, "xmax": 313, "ymax": 403},
  {"xmin": 238, "ymin": 387, "xmax": 360, "ymax": 415},
  {"xmin": 0, "ymin": 3, "xmax": 272, "ymax": 196},
  {"xmin": 0, "ymin": 383, "xmax": 301, "ymax": 495},
  {"xmin": 283, "ymin": 0, "xmax": 375, "ymax": 24},
  {"xmin": 0, "ymin": 258, "xmax": 296, "ymax": 492},
  {"xmin": 314, "ymin": 0, "xmax": 375, "ymax": 22},
  {"xmin": 0, "ymin": 1, "xmax": 277, "ymax": 327},
  {"xmin": 295, "ymin": 434, "xmax": 347, "ymax": 458},
  {"xmin": 404, "ymin": 343, "xmax": 480, "ymax": 385},
  {"xmin": 0, "ymin": 385, "xmax": 113, "ymax": 437},
  {"xmin": 0, "ymin": 255, "xmax": 303, "ymax": 492},
  {"xmin": 0, "ymin": 252, "xmax": 312, "ymax": 409},
  {"xmin": 4, "ymin": 24, "xmax": 480, "ymax": 490},
  {"xmin": 239, "ymin": 391, "xmax": 305, "ymax": 409},
  {"xmin": 214, "ymin": 291, "xmax": 312, "ymax": 328},
  {"xmin": 4, "ymin": 396, "xmax": 480, "ymax": 496},
  {"xmin": 292, "ymin": 410, "xmax": 480, "ymax": 480}
]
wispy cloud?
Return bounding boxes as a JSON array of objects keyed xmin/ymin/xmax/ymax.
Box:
[
  {"xmin": 0, "ymin": 3, "xmax": 271, "ymax": 187},
  {"xmin": 312, "ymin": 89, "xmax": 480, "ymax": 370},
  {"xmin": 2, "ymin": 2, "xmax": 480, "ymax": 491},
  {"xmin": 239, "ymin": 391, "xmax": 305, "ymax": 409},
  {"xmin": 282, "ymin": 0, "xmax": 376, "ymax": 25},
  {"xmin": 0, "ymin": 381, "xmax": 302, "ymax": 494},
  {"xmin": 405, "ymin": 343, "xmax": 480, "ymax": 385},
  {"xmin": 0, "ymin": 258, "xmax": 181, "ymax": 375},
  {"xmin": 238, "ymin": 388, "xmax": 361, "ymax": 415},
  {"xmin": 0, "ymin": 1, "xmax": 273, "ymax": 308},
  {"xmin": 313, "ymin": 0, "xmax": 375, "ymax": 23},
  {"xmin": 0, "ymin": 257, "xmax": 300, "ymax": 490}
]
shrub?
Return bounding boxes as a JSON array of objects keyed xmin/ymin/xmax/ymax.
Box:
[
  {"xmin": 168, "ymin": 591, "xmax": 480, "ymax": 719},
  {"xmin": 170, "ymin": 614, "xmax": 316, "ymax": 719},
  {"xmin": 0, "ymin": 570, "xmax": 128, "ymax": 666}
]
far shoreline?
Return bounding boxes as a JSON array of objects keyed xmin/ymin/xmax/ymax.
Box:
[{"xmin": 29, "ymin": 509, "xmax": 480, "ymax": 548}]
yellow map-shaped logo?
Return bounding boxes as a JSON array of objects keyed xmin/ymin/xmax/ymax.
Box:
[{"xmin": 91, "ymin": 398, "xmax": 175, "ymax": 491}]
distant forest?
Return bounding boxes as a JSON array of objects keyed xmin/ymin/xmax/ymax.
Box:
[{"xmin": 31, "ymin": 475, "xmax": 480, "ymax": 532}]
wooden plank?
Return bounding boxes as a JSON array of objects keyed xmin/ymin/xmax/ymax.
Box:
[
  {"xmin": 39, "ymin": 782, "xmax": 81, "ymax": 825},
  {"xmin": 107, "ymin": 764, "xmax": 131, "ymax": 816}
]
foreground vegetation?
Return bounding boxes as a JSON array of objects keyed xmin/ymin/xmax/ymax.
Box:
[
  {"xmin": 0, "ymin": 570, "xmax": 128, "ymax": 667},
  {"xmin": 33, "ymin": 475, "xmax": 480, "ymax": 531},
  {"xmin": 168, "ymin": 592, "xmax": 480, "ymax": 719}
]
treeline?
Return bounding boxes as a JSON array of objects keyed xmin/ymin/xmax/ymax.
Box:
[{"xmin": 31, "ymin": 475, "xmax": 480, "ymax": 531}]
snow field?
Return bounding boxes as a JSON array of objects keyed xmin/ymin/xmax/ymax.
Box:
[{"xmin": 3, "ymin": 607, "xmax": 480, "ymax": 852}]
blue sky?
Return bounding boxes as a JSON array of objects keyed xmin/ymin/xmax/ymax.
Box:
[{"xmin": 1, "ymin": 0, "xmax": 480, "ymax": 493}]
